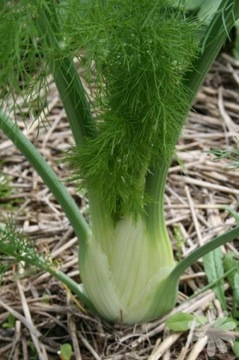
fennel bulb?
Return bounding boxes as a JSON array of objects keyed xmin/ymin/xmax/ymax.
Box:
[{"xmin": 80, "ymin": 216, "xmax": 175, "ymax": 324}]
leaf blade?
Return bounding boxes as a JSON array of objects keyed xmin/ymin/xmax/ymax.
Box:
[{"xmin": 203, "ymin": 247, "xmax": 227, "ymax": 310}]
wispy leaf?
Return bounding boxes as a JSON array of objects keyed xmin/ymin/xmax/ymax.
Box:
[{"xmin": 0, "ymin": 221, "xmax": 53, "ymax": 272}]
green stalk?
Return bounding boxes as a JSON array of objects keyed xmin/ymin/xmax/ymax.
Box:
[
  {"xmin": 42, "ymin": 265, "xmax": 95, "ymax": 311},
  {"xmin": 53, "ymin": 55, "xmax": 95, "ymax": 144},
  {"xmin": 145, "ymin": 159, "xmax": 174, "ymax": 261},
  {"xmin": 36, "ymin": 2, "xmax": 95, "ymax": 145},
  {"xmin": 171, "ymin": 225, "xmax": 239, "ymax": 282},
  {"xmin": 147, "ymin": 225, "xmax": 239, "ymax": 318},
  {"xmin": 0, "ymin": 222, "xmax": 94, "ymax": 310},
  {"xmin": 185, "ymin": 0, "xmax": 239, "ymax": 101},
  {"xmin": 146, "ymin": 0, "xmax": 239, "ymax": 217},
  {"xmin": 0, "ymin": 111, "xmax": 91, "ymax": 248},
  {"xmin": 143, "ymin": 0, "xmax": 239, "ymax": 318}
]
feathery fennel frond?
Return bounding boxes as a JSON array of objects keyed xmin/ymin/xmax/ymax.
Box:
[
  {"xmin": 0, "ymin": 222, "xmax": 53, "ymax": 271},
  {"xmin": 0, "ymin": 1, "xmax": 50, "ymax": 119},
  {"xmin": 0, "ymin": 221, "xmax": 95, "ymax": 308},
  {"xmin": 0, "ymin": 0, "xmax": 92, "ymax": 129},
  {"xmin": 66, "ymin": 0, "xmax": 199, "ymax": 219}
]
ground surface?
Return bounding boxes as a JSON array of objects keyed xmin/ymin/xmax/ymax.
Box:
[{"xmin": 0, "ymin": 53, "xmax": 239, "ymax": 360}]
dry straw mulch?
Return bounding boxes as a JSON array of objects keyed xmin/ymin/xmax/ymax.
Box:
[{"xmin": 0, "ymin": 53, "xmax": 239, "ymax": 360}]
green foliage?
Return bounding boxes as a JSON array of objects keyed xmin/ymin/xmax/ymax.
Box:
[
  {"xmin": 224, "ymin": 252, "xmax": 239, "ymax": 318},
  {"xmin": 0, "ymin": 0, "xmax": 237, "ymax": 220},
  {"xmin": 233, "ymin": 339, "xmax": 239, "ymax": 357},
  {"xmin": 0, "ymin": 173, "xmax": 11, "ymax": 200},
  {"xmin": 66, "ymin": 0, "xmax": 198, "ymax": 219},
  {"xmin": 166, "ymin": 312, "xmax": 207, "ymax": 331},
  {"xmin": 0, "ymin": 219, "xmax": 93, "ymax": 309},
  {"xmin": 203, "ymin": 247, "xmax": 227, "ymax": 311},
  {"xmin": 171, "ymin": 0, "xmax": 222, "ymax": 21},
  {"xmin": 0, "ymin": 0, "xmax": 196, "ymax": 219},
  {"xmin": 0, "ymin": 1, "xmax": 49, "ymax": 117},
  {"xmin": 221, "ymin": 206, "xmax": 239, "ymax": 224},
  {"xmin": 166, "ymin": 310, "xmax": 237, "ymax": 355},
  {"xmin": 0, "ymin": 171, "xmax": 21, "ymax": 217},
  {"xmin": 210, "ymin": 148, "xmax": 239, "ymax": 169},
  {"xmin": 2, "ymin": 313, "xmax": 16, "ymax": 329},
  {"xmin": 27, "ymin": 341, "xmax": 38, "ymax": 360},
  {"xmin": 213, "ymin": 316, "xmax": 237, "ymax": 330},
  {"xmin": 0, "ymin": 222, "xmax": 53, "ymax": 271},
  {"xmin": 59, "ymin": 344, "xmax": 73, "ymax": 360},
  {"xmin": 201, "ymin": 244, "xmax": 239, "ymax": 357}
]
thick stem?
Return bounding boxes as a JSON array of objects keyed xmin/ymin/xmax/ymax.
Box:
[
  {"xmin": 36, "ymin": 2, "xmax": 96, "ymax": 145},
  {"xmin": 169, "ymin": 225, "xmax": 239, "ymax": 283},
  {"xmin": 0, "ymin": 111, "xmax": 91, "ymax": 247},
  {"xmin": 144, "ymin": 159, "xmax": 174, "ymax": 263}
]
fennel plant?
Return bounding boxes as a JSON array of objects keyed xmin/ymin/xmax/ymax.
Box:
[{"xmin": 0, "ymin": 0, "xmax": 239, "ymax": 324}]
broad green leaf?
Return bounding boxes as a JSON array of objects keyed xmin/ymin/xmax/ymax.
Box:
[
  {"xmin": 166, "ymin": 312, "xmax": 207, "ymax": 331},
  {"xmin": 223, "ymin": 252, "xmax": 239, "ymax": 287},
  {"xmin": 233, "ymin": 339, "xmax": 239, "ymax": 357},
  {"xmin": 203, "ymin": 247, "xmax": 227, "ymax": 310},
  {"xmin": 224, "ymin": 252, "xmax": 239, "ymax": 318},
  {"xmin": 214, "ymin": 317, "xmax": 237, "ymax": 330},
  {"xmin": 59, "ymin": 344, "xmax": 72, "ymax": 360}
]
